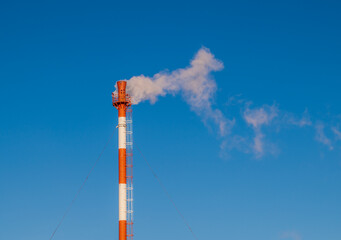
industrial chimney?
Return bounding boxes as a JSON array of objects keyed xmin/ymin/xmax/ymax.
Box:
[{"xmin": 112, "ymin": 81, "xmax": 133, "ymax": 240}]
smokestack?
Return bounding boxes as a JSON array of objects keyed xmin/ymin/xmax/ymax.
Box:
[{"xmin": 113, "ymin": 81, "xmax": 132, "ymax": 240}]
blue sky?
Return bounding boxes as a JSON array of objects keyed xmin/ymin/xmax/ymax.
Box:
[{"xmin": 1, "ymin": 0, "xmax": 341, "ymax": 240}]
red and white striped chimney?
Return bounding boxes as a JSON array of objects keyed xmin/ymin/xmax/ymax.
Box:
[{"xmin": 112, "ymin": 81, "xmax": 131, "ymax": 240}]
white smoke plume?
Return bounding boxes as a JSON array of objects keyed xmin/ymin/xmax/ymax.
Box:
[
  {"xmin": 243, "ymin": 104, "xmax": 279, "ymax": 157},
  {"xmin": 117, "ymin": 48, "xmax": 340, "ymax": 158},
  {"xmin": 120, "ymin": 47, "xmax": 234, "ymax": 136}
]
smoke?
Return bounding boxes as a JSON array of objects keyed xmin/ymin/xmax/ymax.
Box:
[
  {"xmin": 282, "ymin": 109, "xmax": 312, "ymax": 127},
  {"xmin": 120, "ymin": 47, "xmax": 234, "ymax": 136},
  {"xmin": 243, "ymin": 104, "xmax": 279, "ymax": 157},
  {"xmin": 117, "ymin": 48, "xmax": 340, "ymax": 158},
  {"xmin": 315, "ymin": 122, "xmax": 333, "ymax": 150},
  {"xmin": 332, "ymin": 126, "xmax": 341, "ymax": 140}
]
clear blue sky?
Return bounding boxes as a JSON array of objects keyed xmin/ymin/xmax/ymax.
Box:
[{"xmin": 1, "ymin": 1, "xmax": 341, "ymax": 240}]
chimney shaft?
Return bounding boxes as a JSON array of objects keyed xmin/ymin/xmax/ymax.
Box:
[{"xmin": 113, "ymin": 81, "xmax": 130, "ymax": 240}]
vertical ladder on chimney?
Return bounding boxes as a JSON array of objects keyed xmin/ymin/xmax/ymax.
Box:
[{"xmin": 126, "ymin": 107, "xmax": 134, "ymax": 240}]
